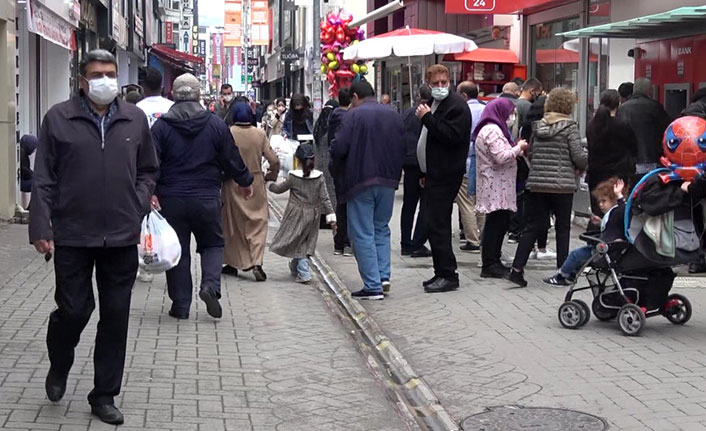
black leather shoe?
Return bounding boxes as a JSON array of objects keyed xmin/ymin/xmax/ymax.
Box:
[
  {"xmin": 168, "ymin": 309, "xmax": 189, "ymax": 319},
  {"xmin": 221, "ymin": 265, "xmax": 238, "ymax": 276},
  {"xmin": 481, "ymin": 264, "xmax": 509, "ymax": 279},
  {"xmin": 424, "ymin": 277, "xmax": 459, "ymax": 293},
  {"xmin": 411, "ymin": 247, "xmax": 432, "ymax": 258},
  {"xmin": 199, "ymin": 289, "xmax": 222, "ymax": 318},
  {"xmin": 689, "ymin": 260, "xmax": 706, "ymax": 274},
  {"xmin": 91, "ymin": 404, "xmax": 124, "ymax": 425},
  {"xmin": 422, "ymin": 275, "xmax": 439, "ymax": 287},
  {"xmin": 45, "ymin": 368, "xmax": 67, "ymax": 402},
  {"xmin": 401, "ymin": 248, "xmax": 412, "ymax": 256},
  {"xmin": 507, "ymin": 269, "xmax": 528, "ymax": 287},
  {"xmin": 253, "ymin": 265, "xmax": 267, "ymax": 281}
]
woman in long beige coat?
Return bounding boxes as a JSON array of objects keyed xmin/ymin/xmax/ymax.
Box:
[{"xmin": 222, "ymin": 103, "xmax": 280, "ymax": 281}]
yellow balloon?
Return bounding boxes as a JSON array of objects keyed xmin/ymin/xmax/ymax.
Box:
[
  {"xmin": 360, "ymin": 65, "xmax": 368, "ymax": 73},
  {"xmin": 351, "ymin": 64, "xmax": 360, "ymax": 74},
  {"xmin": 328, "ymin": 61, "xmax": 339, "ymax": 70},
  {"xmin": 321, "ymin": 65, "xmax": 326, "ymax": 74},
  {"xmin": 352, "ymin": 40, "xmax": 359, "ymax": 45},
  {"xmin": 327, "ymin": 52, "xmax": 335, "ymax": 61}
]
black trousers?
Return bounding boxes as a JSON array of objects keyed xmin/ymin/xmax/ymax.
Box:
[
  {"xmin": 400, "ymin": 165, "xmax": 428, "ymax": 251},
  {"xmin": 48, "ymin": 245, "xmax": 138, "ymax": 406},
  {"xmin": 512, "ymin": 192, "xmax": 574, "ymax": 270},
  {"xmin": 160, "ymin": 196, "xmax": 224, "ymax": 315},
  {"xmin": 481, "ymin": 210, "xmax": 512, "ymax": 270},
  {"xmin": 510, "ymin": 191, "xmax": 548, "ymax": 248},
  {"xmin": 333, "ymin": 202, "xmax": 349, "ymax": 250},
  {"xmin": 425, "ymin": 175, "xmax": 463, "ymax": 278}
]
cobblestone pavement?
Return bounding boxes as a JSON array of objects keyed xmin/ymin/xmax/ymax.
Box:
[
  {"xmin": 310, "ymin": 191, "xmax": 706, "ymax": 431},
  {"xmin": 0, "ymin": 220, "xmax": 410, "ymax": 431}
]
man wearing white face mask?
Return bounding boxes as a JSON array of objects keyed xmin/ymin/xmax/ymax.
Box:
[
  {"xmin": 29, "ymin": 49, "xmax": 159, "ymax": 425},
  {"xmin": 415, "ymin": 64, "xmax": 471, "ymax": 293},
  {"xmin": 215, "ymin": 83, "xmax": 236, "ymax": 125}
]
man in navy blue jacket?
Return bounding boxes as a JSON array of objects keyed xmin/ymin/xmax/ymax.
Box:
[
  {"xmin": 331, "ymin": 81, "xmax": 405, "ymax": 300},
  {"xmin": 151, "ymin": 73, "xmax": 253, "ymax": 319}
]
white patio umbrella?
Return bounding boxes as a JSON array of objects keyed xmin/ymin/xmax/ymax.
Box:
[{"xmin": 343, "ymin": 26, "xmax": 477, "ymax": 104}]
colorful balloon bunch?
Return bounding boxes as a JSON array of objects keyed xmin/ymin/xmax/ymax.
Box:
[{"xmin": 320, "ymin": 11, "xmax": 368, "ymax": 98}]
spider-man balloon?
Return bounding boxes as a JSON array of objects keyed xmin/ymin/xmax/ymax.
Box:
[{"xmin": 659, "ymin": 116, "xmax": 706, "ymax": 183}]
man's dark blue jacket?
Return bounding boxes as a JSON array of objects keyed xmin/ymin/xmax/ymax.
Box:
[
  {"xmin": 151, "ymin": 101, "xmax": 253, "ymax": 197},
  {"xmin": 330, "ymin": 99, "xmax": 405, "ymax": 202}
]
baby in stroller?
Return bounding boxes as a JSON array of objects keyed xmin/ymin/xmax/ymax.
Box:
[{"xmin": 544, "ymin": 178, "xmax": 626, "ymax": 287}]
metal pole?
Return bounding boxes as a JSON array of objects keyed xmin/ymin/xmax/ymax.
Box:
[
  {"xmin": 243, "ymin": 0, "xmax": 250, "ymax": 94},
  {"xmin": 407, "ymin": 56, "xmax": 413, "ymax": 106},
  {"xmin": 312, "ymin": 0, "xmax": 322, "ymax": 120}
]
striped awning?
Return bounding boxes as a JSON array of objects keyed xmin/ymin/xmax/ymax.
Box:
[{"xmin": 558, "ymin": 6, "xmax": 706, "ymax": 39}]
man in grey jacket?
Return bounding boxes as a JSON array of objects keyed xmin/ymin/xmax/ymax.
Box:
[{"xmin": 29, "ymin": 50, "xmax": 159, "ymax": 425}]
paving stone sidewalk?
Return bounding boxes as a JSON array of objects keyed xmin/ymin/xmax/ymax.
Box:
[
  {"xmin": 309, "ymin": 190, "xmax": 706, "ymax": 431},
  {"xmin": 0, "ymin": 220, "xmax": 410, "ymax": 431}
]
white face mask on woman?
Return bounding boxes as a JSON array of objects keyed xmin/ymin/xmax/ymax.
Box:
[
  {"xmin": 506, "ymin": 113, "xmax": 517, "ymax": 128},
  {"xmin": 86, "ymin": 76, "xmax": 119, "ymax": 105}
]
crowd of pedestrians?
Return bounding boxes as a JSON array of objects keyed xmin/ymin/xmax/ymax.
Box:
[{"xmin": 24, "ymin": 48, "xmax": 706, "ymax": 425}]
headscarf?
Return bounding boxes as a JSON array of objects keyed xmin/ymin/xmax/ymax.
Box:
[
  {"xmin": 231, "ymin": 101, "xmax": 254, "ymax": 125},
  {"xmin": 20, "ymin": 134, "xmax": 38, "ymax": 155},
  {"xmin": 313, "ymin": 99, "xmax": 340, "ymax": 146},
  {"xmin": 472, "ymin": 97, "xmax": 516, "ymax": 144}
]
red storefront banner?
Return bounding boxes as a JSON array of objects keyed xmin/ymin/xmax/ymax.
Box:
[
  {"xmin": 224, "ymin": 0, "xmax": 242, "ymax": 47},
  {"xmin": 165, "ymin": 21, "xmax": 173, "ymax": 44},
  {"xmin": 445, "ymin": 0, "xmax": 558, "ymax": 14},
  {"xmin": 250, "ymin": 0, "xmax": 269, "ymax": 46},
  {"xmin": 212, "ymin": 32, "xmax": 224, "ymax": 64}
]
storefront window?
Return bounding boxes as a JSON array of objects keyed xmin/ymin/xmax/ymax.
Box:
[{"xmin": 531, "ymin": 16, "xmax": 581, "ymax": 93}]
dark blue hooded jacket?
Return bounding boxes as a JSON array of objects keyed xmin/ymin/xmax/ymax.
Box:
[{"xmin": 151, "ymin": 101, "xmax": 253, "ymax": 197}]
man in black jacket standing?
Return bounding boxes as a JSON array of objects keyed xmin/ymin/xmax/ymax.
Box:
[
  {"xmin": 416, "ymin": 65, "xmax": 471, "ymax": 293},
  {"xmin": 29, "ymin": 50, "xmax": 159, "ymax": 425},
  {"xmin": 617, "ymin": 77, "xmax": 671, "ymax": 185}
]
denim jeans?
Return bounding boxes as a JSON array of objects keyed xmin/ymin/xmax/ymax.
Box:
[
  {"xmin": 559, "ymin": 245, "xmax": 593, "ymax": 278},
  {"xmin": 291, "ymin": 258, "xmax": 311, "ymax": 280},
  {"xmin": 347, "ymin": 186, "xmax": 395, "ymax": 293}
]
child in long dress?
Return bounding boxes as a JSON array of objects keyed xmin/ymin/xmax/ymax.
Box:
[{"xmin": 268, "ymin": 144, "xmax": 337, "ymax": 283}]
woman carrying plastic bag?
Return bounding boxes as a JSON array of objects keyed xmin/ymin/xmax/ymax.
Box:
[{"xmin": 138, "ymin": 210, "xmax": 181, "ymax": 272}]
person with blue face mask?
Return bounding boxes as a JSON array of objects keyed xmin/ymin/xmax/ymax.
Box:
[{"xmin": 415, "ymin": 64, "xmax": 471, "ymax": 294}]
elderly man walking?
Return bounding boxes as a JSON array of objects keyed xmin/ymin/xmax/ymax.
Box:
[
  {"xmin": 29, "ymin": 49, "xmax": 159, "ymax": 425},
  {"xmin": 151, "ymin": 74, "xmax": 253, "ymax": 320},
  {"xmin": 416, "ymin": 65, "xmax": 471, "ymax": 293},
  {"xmin": 331, "ymin": 81, "xmax": 405, "ymax": 300}
]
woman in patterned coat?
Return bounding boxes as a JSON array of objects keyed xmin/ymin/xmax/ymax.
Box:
[{"xmin": 474, "ymin": 98, "xmax": 528, "ymax": 278}]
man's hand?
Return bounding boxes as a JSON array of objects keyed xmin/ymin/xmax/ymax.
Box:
[
  {"xmin": 150, "ymin": 195, "xmax": 161, "ymax": 210},
  {"xmin": 330, "ymin": 222, "xmax": 338, "ymax": 236},
  {"xmin": 238, "ymin": 185, "xmax": 254, "ymax": 200},
  {"xmin": 415, "ymin": 104, "xmax": 431, "ymax": 119},
  {"xmin": 34, "ymin": 239, "xmax": 54, "ymax": 255},
  {"xmin": 419, "ymin": 177, "xmax": 426, "ymax": 188},
  {"xmin": 682, "ymin": 181, "xmax": 691, "ymax": 194}
]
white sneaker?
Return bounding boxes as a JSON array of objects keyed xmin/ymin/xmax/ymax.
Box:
[
  {"xmin": 137, "ymin": 270, "xmax": 153, "ymax": 282},
  {"xmin": 343, "ymin": 246, "xmax": 354, "ymax": 257},
  {"xmin": 536, "ymin": 249, "xmax": 557, "ymax": 260}
]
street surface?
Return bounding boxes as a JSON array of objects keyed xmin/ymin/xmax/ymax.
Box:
[
  {"xmin": 309, "ymin": 191, "xmax": 706, "ymax": 431},
  {"xmin": 0, "ymin": 220, "xmax": 409, "ymax": 431}
]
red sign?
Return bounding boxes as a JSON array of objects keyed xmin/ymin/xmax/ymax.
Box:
[
  {"xmin": 165, "ymin": 21, "xmax": 173, "ymax": 44},
  {"xmin": 445, "ymin": 0, "xmax": 558, "ymax": 14}
]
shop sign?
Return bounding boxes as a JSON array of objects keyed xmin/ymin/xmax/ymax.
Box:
[
  {"xmin": 224, "ymin": 0, "xmax": 243, "ymax": 47},
  {"xmin": 281, "ymin": 49, "xmax": 301, "ymax": 61},
  {"xmin": 165, "ymin": 21, "xmax": 173, "ymax": 43},
  {"xmin": 112, "ymin": 0, "xmax": 128, "ymax": 48},
  {"xmin": 199, "ymin": 39, "xmax": 206, "ymax": 56},
  {"xmin": 80, "ymin": 0, "xmax": 98, "ymax": 32},
  {"xmin": 27, "ymin": 0, "xmax": 76, "ymax": 50},
  {"xmin": 135, "ymin": 15, "xmax": 144, "ymax": 38},
  {"xmin": 445, "ymin": 0, "xmax": 558, "ymax": 14},
  {"xmin": 250, "ymin": 0, "xmax": 269, "ymax": 46}
]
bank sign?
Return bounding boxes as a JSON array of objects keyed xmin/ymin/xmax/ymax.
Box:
[{"xmin": 445, "ymin": 0, "xmax": 557, "ymax": 14}]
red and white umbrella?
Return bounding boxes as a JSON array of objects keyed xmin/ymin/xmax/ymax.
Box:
[{"xmin": 343, "ymin": 27, "xmax": 477, "ymax": 61}]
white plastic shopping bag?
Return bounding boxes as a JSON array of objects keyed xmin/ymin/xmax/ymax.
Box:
[
  {"xmin": 138, "ymin": 210, "xmax": 181, "ymax": 273},
  {"xmin": 269, "ymin": 135, "xmax": 300, "ymax": 178}
]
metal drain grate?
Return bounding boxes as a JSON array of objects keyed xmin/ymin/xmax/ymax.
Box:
[{"xmin": 461, "ymin": 405, "xmax": 608, "ymax": 431}]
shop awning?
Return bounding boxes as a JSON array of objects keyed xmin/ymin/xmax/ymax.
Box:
[
  {"xmin": 150, "ymin": 44, "xmax": 204, "ymax": 64},
  {"xmin": 536, "ymin": 49, "xmax": 598, "ymax": 64},
  {"xmin": 558, "ymin": 6, "xmax": 706, "ymax": 39},
  {"xmin": 446, "ymin": 48, "xmax": 519, "ymax": 64}
]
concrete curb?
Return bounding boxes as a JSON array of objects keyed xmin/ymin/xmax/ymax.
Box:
[{"xmin": 269, "ymin": 198, "xmax": 460, "ymax": 431}]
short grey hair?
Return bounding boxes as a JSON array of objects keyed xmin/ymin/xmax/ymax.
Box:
[
  {"xmin": 503, "ymin": 82, "xmax": 519, "ymax": 94},
  {"xmin": 79, "ymin": 49, "xmax": 117, "ymax": 76},
  {"xmin": 634, "ymin": 78, "xmax": 652, "ymax": 96}
]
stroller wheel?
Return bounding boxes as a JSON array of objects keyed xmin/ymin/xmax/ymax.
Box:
[
  {"xmin": 592, "ymin": 297, "xmax": 618, "ymax": 321},
  {"xmin": 663, "ymin": 294, "xmax": 692, "ymax": 325},
  {"xmin": 558, "ymin": 301, "xmax": 585, "ymax": 329},
  {"xmin": 618, "ymin": 304, "xmax": 645, "ymax": 336},
  {"xmin": 572, "ymin": 299, "xmax": 591, "ymax": 327}
]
